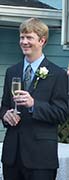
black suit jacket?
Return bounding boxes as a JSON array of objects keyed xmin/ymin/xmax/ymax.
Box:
[{"xmin": 0, "ymin": 57, "xmax": 68, "ymax": 169}]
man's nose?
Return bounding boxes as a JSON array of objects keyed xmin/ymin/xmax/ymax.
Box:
[{"xmin": 22, "ymin": 37, "xmax": 28, "ymax": 44}]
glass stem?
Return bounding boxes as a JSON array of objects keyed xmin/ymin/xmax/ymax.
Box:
[{"xmin": 15, "ymin": 102, "xmax": 17, "ymax": 113}]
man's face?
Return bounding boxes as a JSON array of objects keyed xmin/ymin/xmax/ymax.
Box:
[{"xmin": 19, "ymin": 32, "xmax": 45, "ymax": 59}]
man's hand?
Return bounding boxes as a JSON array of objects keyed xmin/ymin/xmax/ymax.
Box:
[
  {"xmin": 13, "ymin": 90, "xmax": 34, "ymax": 108},
  {"xmin": 3, "ymin": 109, "xmax": 21, "ymax": 126}
]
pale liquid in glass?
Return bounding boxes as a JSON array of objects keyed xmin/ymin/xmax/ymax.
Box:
[
  {"xmin": 11, "ymin": 77, "xmax": 21, "ymax": 114},
  {"xmin": 12, "ymin": 82, "xmax": 21, "ymax": 96}
]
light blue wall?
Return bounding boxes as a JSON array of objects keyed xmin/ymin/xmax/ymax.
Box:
[
  {"xmin": 45, "ymin": 29, "xmax": 69, "ymax": 69},
  {"xmin": 0, "ymin": 28, "xmax": 23, "ymax": 105},
  {"xmin": 40, "ymin": 0, "xmax": 62, "ymax": 9},
  {"xmin": 0, "ymin": 27, "xmax": 69, "ymax": 141}
]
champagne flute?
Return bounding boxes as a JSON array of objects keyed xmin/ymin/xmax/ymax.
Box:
[{"xmin": 11, "ymin": 77, "xmax": 21, "ymax": 114}]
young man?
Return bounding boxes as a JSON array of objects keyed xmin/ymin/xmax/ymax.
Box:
[{"xmin": 0, "ymin": 18, "xmax": 68, "ymax": 180}]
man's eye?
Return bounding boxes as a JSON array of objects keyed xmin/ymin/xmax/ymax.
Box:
[
  {"xmin": 27, "ymin": 37, "xmax": 34, "ymax": 40},
  {"xmin": 20, "ymin": 37, "xmax": 24, "ymax": 40},
  {"xmin": 20, "ymin": 36, "xmax": 34, "ymax": 40}
]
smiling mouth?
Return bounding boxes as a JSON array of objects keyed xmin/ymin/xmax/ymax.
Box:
[
  {"xmin": 23, "ymin": 45, "xmax": 32, "ymax": 48},
  {"xmin": 23, "ymin": 47, "xmax": 30, "ymax": 48}
]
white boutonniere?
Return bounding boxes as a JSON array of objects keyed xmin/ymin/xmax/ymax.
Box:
[{"xmin": 34, "ymin": 66, "xmax": 49, "ymax": 89}]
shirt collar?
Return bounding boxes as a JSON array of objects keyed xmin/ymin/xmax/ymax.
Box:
[{"xmin": 24, "ymin": 54, "xmax": 45, "ymax": 73}]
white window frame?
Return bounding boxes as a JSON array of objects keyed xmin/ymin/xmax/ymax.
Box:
[{"xmin": 61, "ymin": 0, "xmax": 69, "ymax": 50}]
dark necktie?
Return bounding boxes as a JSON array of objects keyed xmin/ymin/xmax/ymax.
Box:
[{"xmin": 24, "ymin": 64, "xmax": 32, "ymax": 90}]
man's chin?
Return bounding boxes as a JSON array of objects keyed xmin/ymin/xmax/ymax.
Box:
[{"xmin": 23, "ymin": 51, "xmax": 31, "ymax": 56}]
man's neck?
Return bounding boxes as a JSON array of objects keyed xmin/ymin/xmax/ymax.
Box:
[{"xmin": 25, "ymin": 53, "xmax": 43, "ymax": 63}]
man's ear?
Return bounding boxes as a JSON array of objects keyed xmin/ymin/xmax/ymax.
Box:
[{"xmin": 40, "ymin": 36, "xmax": 46, "ymax": 46}]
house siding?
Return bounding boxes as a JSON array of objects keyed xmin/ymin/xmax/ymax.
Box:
[{"xmin": 0, "ymin": 27, "xmax": 69, "ymax": 141}]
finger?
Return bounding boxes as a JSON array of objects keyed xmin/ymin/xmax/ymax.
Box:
[
  {"xmin": 4, "ymin": 111, "xmax": 20, "ymax": 126},
  {"xmin": 9, "ymin": 112, "xmax": 20, "ymax": 125},
  {"xmin": 4, "ymin": 115, "xmax": 15, "ymax": 126}
]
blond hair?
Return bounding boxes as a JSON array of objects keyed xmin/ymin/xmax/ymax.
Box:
[{"xmin": 19, "ymin": 18, "xmax": 49, "ymax": 44}]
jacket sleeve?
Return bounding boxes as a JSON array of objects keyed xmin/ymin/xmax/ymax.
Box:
[{"xmin": 0, "ymin": 69, "xmax": 12, "ymax": 127}]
